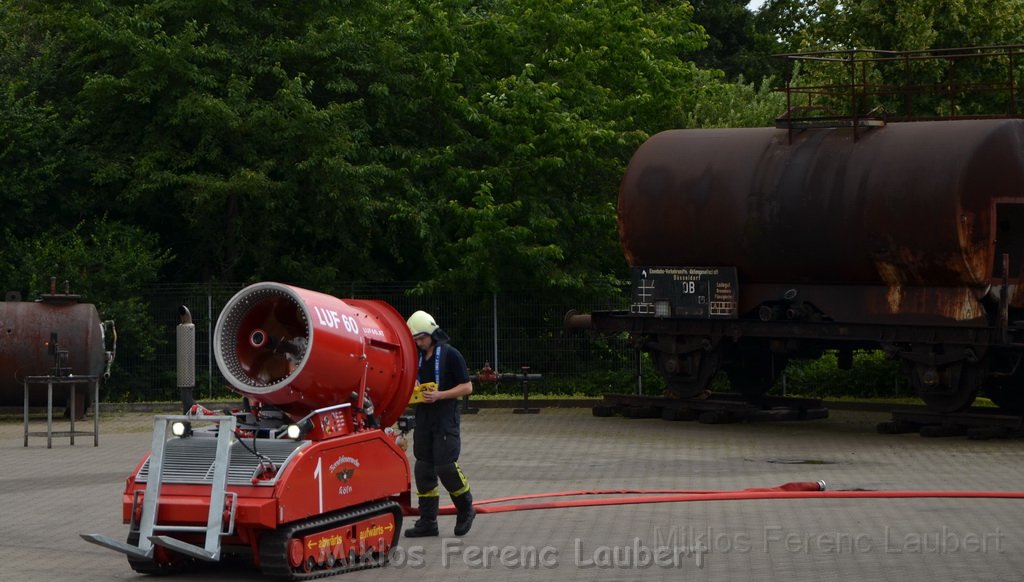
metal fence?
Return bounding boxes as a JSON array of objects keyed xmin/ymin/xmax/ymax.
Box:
[{"xmin": 107, "ymin": 282, "xmax": 637, "ymax": 402}]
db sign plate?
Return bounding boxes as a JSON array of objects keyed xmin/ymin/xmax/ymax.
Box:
[{"xmin": 630, "ymin": 267, "xmax": 738, "ymax": 319}]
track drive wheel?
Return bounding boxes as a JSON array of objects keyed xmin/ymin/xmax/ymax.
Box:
[{"xmin": 259, "ymin": 501, "xmax": 402, "ymax": 581}]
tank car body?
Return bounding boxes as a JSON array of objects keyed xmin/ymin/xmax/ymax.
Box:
[
  {"xmin": 576, "ymin": 119, "xmax": 1024, "ymax": 413},
  {"xmin": 83, "ymin": 283, "xmax": 420, "ymax": 579}
]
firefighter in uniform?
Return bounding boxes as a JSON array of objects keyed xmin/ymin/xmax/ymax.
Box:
[{"xmin": 404, "ymin": 310, "xmax": 476, "ymax": 537}]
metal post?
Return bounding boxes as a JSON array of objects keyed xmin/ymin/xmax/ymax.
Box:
[
  {"xmin": 46, "ymin": 380, "xmax": 53, "ymax": 449},
  {"xmin": 999, "ymin": 253, "xmax": 1010, "ymax": 344},
  {"xmin": 208, "ymin": 292, "xmax": 214, "ymax": 399},
  {"xmin": 69, "ymin": 383, "xmax": 75, "ymax": 446},
  {"xmin": 492, "ymin": 293, "xmax": 499, "ymax": 372},
  {"xmin": 23, "ymin": 380, "xmax": 28, "ymax": 447},
  {"xmin": 636, "ymin": 348, "xmax": 643, "ymax": 396},
  {"xmin": 93, "ymin": 377, "xmax": 99, "ymax": 446},
  {"xmin": 460, "ymin": 392, "xmax": 479, "ymax": 414},
  {"xmin": 178, "ymin": 306, "xmax": 197, "ymax": 414},
  {"xmin": 512, "ymin": 366, "xmax": 540, "ymax": 414}
]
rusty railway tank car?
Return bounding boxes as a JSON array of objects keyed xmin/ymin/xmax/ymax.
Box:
[{"xmin": 574, "ymin": 118, "xmax": 1024, "ymax": 413}]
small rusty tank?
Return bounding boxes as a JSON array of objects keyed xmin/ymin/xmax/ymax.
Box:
[{"xmin": 0, "ymin": 282, "xmax": 110, "ymax": 411}]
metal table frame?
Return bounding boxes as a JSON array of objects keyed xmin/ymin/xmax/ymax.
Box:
[{"xmin": 23, "ymin": 375, "xmax": 99, "ymax": 448}]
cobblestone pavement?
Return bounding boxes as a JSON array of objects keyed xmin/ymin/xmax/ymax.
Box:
[{"xmin": 3, "ymin": 407, "xmax": 1024, "ymax": 581}]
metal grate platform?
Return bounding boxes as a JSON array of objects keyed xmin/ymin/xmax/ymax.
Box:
[{"xmin": 136, "ymin": 437, "xmax": 307, "ymax": 486}]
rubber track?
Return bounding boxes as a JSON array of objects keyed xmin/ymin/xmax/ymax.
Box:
[{"xmin": 259, "ymin": 501, "xmax": 402, "ymax": 581}]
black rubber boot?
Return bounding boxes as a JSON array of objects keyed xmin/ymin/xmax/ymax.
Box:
[
  {"xmin": 405, "ymin": 497, "xmax": 439, "ymax": 538},
  {"xmin": 452, "ymin": 492, "xmax": 476, "ymax": 536},
  {"xmin": 404, "ymin": 517, "xmax": 439, "ymax": 538}
]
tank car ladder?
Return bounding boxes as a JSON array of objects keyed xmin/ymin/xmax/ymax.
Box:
[{"xmin": 81, "ymin": 414, "xmax": 237, "ymax": 563}]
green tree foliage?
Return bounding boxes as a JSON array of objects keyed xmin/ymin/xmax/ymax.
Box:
[
  {"xmin": 1, "ymin": 0, "xmax": 724, "ymax": 296},
  {"xmin": 691, "ymin": 0, "xmax": 785, "ymax": 83},
  {"xmin": 683, "ymin": 75, "xmax": 786, "ymax": 128},
  {"xmin": 753, "ymin": 0, "xmax": 820, "ymax": 53},
  {"xmin": 0, "ymin": 4, "xmax": 173, "ymax": 378},
  {"xmin": 758, "ymin": 0, "xmax": 1024, "ymax": 56},
  {"xmin": 0, "ymin": 86, "xmax": 63, "ymax": 232},
  {"xmin": 807, "ymin": 0, "xmax": 1024, "ymax": 52},
  {"xmin": 413, "ymin": 0, "xmax": 714, "ymax": 292},
  {"xmin": 0, "ymin": 218, "xmax": 172, "ymax": 379},
  {"xmin": 0, "ymin": 0, "xmax": 801, "ymax": 399},
  {"xmin": 8, "ymin": 1, "xmax": 392, "ymax": 286},
  {"xmin": 757, "ymin": 0, "xmax": 1024, "ymax": 118},
  {"xmin": 780, "ymin": 351, "xmax": 910, "ymax": 399}
]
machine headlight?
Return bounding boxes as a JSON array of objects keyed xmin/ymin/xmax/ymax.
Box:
[
  {"xmin": 170, "ymin": 421, "xmax": 188, "ymax": 437},
  {"xmin": 285, "ymin": 418, "xmax": 314, "ymax": 440}
]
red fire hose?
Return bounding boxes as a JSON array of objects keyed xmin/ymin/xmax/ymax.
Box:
[{"xmin": 435, "ymin": 481, "xmax": 1024, "ymax": 515}]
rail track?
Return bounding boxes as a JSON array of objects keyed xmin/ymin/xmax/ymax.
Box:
[
  {"xmin": 592, "ymin": 392, "xmax": 829, "ymax": 424},
  {"xmin": 878, "ymin": 407, "xmax": 1024, "ymax": 439},
  {"xmin": 592, "ymin": 393, "xmax": 1024, "ymax": 440}
]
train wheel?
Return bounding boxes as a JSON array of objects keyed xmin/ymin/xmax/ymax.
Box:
[
  {"xmin": 910, "ymin": 362, "xmax": 980, "ymax": 413},
  {"xmin": 656, "ymin": 347, "xmax": 720, "ymax": 398}
]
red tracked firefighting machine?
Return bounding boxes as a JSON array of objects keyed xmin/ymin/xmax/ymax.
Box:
[{"xmin": 82, "ymin": 283, "xmax": 418, "ymax": 578}]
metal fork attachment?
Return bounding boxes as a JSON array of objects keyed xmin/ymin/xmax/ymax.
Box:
[{"xmin": 81, "ymin": 415, "xmax": 237, "ymax": 562}]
